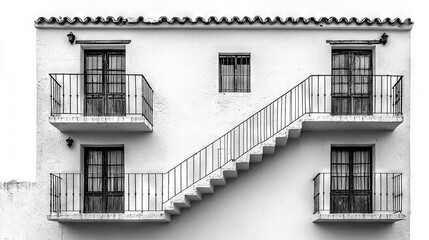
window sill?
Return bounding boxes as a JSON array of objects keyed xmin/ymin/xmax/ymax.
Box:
[{"xmin": 313, "ymin": 213, "xmax": 405, "ymax": 223}]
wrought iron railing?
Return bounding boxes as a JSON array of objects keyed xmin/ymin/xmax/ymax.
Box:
[
  {"xmin": 313, "ymin": 173, "xmax": 403, "ymax": 214},
  {"xmin": 50, "ymin": 173, "xmax": 164, "ymax": 214},
  {"xmin": 50, "ymin": 73, "xmax": 154, "ymax": 125},
  {"xmin": 49, "ymin": 75, "xmax": 404, "ymax": 214}
]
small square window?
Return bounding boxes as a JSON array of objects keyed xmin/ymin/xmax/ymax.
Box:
[{"xmin": 219, "ymin": 54, "xmax": 250, "ymax": 92}]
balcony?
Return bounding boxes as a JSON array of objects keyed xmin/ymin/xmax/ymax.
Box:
[
  {"xmin": 49, "ymin": 74, "xmax": 154, "ymax": 132},
  {"xmin": 295, "ymin": 75, "xmax": 404, "ymax": 131},
  {"xmin": 313, "ymin": 173, "xmax": 404, "ymax": 223},
  {"xmin": 48, "ymin": 173, "xmax": 168, "ymax": 222}
]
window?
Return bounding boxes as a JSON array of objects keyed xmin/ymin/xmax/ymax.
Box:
[
  {"xmin": 219, "ymin": 54, "xmax": 250, "ymax": 92},
  {"xmin": 84, "ymin": 147, "xmax": 124, "ymax": 213},
  {"xmin": 84, "ymin": 50, "xmax": 126, "ymax": 116},
  {"xmin": 331, "ymin": 49, "xmax": 373, "ymax": 115},
  {"xmin": 330, "ymin": 147, "xmax": 372, "ymax": 213}
]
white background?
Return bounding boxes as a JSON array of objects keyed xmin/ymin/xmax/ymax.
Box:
[{"xmin": 0, "ymin": 0, "xmax": 427, "ymax": 238}]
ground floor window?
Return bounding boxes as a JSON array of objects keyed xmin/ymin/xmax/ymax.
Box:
[
  {"xmin": 84, "ymin": 147, "xmax": 124, "ymax": 213},
  {"xmin": 330, "ymin": 146, "xmax": 372, "ymax": 213}
]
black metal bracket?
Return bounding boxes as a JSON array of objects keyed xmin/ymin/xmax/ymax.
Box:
[{"xmin": 326, "ymin": 33, "xmax": 389, "ymax": 45}]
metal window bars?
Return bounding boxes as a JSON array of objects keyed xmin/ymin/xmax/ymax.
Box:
[{"xmin": 219, "ymin": 54, "xmax": 251, "ymax": 92}]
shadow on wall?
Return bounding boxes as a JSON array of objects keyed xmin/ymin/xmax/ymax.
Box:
[
  {"xmin": 60, "ymin": 220, "xmax": 398, "ymax": 240},
  {"xmin": 314, "ymin": 222, "xmax": 397, "ymax": 240}
]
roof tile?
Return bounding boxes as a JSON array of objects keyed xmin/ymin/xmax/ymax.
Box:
[{"xmin": 34, "ymin": 16, "xmax": 413, "ymax": 27}]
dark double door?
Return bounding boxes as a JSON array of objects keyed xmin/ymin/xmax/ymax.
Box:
[
  {"xmin": 330, "ymin": 147, "xmax": 373, "ymax": 213},
  {"xmin": 84, "ymin": 147, "xmax": 125, "ymax": 213},
  {"xmin": 84, "ymin": 50, "xmax": 126, "ymax": 116},
  {"xmin": 331, "ymin": 50, "xmax": 373, "ymax": 115}
]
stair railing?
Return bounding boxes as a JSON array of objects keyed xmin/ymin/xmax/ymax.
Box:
[{"xmin": 163, "ymin": 75, "xmax": 403, "ymax": 204}]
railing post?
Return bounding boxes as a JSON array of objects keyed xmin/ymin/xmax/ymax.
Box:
[
  {"xmin": 49, "ymin": 174, "xmax": 52, "ymax": 213},
  {"xmin": 322, "ymin": 173, "xmax": 325, "ymax": 211},
  {"xmin": 161, "ymin": 173, "xmax": 164, "ymax": 211},
  {"xmin": 58, "ymin": 175, "xmax": 62, "ymax": 214}
]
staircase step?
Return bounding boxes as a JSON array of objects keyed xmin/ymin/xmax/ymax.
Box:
[
  {"xmin": 164, "ymin": 203, "xmax": 181, "ymax": 215},
  {"xmin": 184, "ymin": 186, "xmax": 202, "ymax": 201},
  {"xmin": 275, "ymin": 131, "xmax": 289, "ymax": 146},
  {"xmin": 235, "ymin": 158, "xmax": 250, "ymax": 170},
  {"xmin": 171, "ymin": 194, "xmax": 191, "ymax": 208},
  {"xmin": 249, "ymin": 146, "xmax": 263, "ymax": 162},
  {"xmin": 222, "ymin": 161, "xmax": 238, "ymax": 178},
  {"xmin": 209, "ymin": 169, "xmax": 227, "ymax": 186},
  {"xmin": 288, "ymin": 122, "xmax": 303, "ymax": 139},
  {"xmin": 261, "ymin": 138, "xmax": 276, "ymax": 154},
  {"xmin": 195, "ymin": 179, "xmax": 215, "ymax": 194}
]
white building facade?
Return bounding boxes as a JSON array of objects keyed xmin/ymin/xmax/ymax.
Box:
[{"xmin": 1, "ymin": 16, "xmax": 412, "ymax": 239}]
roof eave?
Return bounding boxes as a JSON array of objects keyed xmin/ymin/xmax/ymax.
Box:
[{"xmin": 34, "ymin": 16, "xmax": 414, "ymax": 31}]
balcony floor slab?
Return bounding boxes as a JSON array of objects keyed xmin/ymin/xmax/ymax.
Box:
[
  {"xmin": 302, "ymin": 113, "xmax": 403, "ymax": 131},
  {"xmin": 47, "ymin": 211, "xmax": 169, "ymax": 222},
  {"xmin": 313, "ymin": 213, "xmax": 405, "ymax": 223},
  {"xmin": 49, "ymin": 115, "xmax": 153, "ymax": 132}
]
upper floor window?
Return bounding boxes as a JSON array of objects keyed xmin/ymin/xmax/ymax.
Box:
[{"xmin": 219, "ymin": 53, "xmax": 250, "ymax": 92}]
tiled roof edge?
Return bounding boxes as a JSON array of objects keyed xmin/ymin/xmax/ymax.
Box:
[{"xmin": 34, "ymin": 16, "xmax": 413, "ymax": 27}]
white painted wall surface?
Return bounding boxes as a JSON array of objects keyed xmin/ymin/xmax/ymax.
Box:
[{"xmin": 1, "ymin": 26, "xmax": 410, "ymax": 239}]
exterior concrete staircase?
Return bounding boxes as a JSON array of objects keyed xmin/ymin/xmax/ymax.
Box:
[
  {"xmin": 158, "ymin": 74, "xmax": 403, "ymax": 220},
  {"xmin": 162, "ymin": 121, "xmax": 303, "ymax": 217}
]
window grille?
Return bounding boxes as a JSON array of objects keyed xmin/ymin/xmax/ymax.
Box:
[{"xmin": 219, "ymin": 54, "xmax": 251, "ymax": 92}]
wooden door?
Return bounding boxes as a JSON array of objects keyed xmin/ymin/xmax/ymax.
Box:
[
  {"xmin": 84, "ymin": 147, "xmax": 124, "ymax": 213},
  {"xmin": 330, "ymin": 147, "xmax": 372, "ymax": 213},
  {"xmin": 331, "ymin": 50, "xmax": 373, "ymax": 115},
  {"xmin": 84, "ymin": 50, "xmax": 126, "ymax": 116}
]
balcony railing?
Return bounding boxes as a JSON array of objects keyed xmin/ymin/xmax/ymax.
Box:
[
  {"xmin": 49, "ymin": 75, "xmax": 404, "ymax": 216},
  {"xmin": 50, "ymin": 173, "xmax": 164, "ymax": 214},
  {"xmin": 313, "ymin": 173, "xmax": 403, "ymax": 214},
  {"xmin": 50, "ymin": 73, "xmax": 154, "ymax": 125}
]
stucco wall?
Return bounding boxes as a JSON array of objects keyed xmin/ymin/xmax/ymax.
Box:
[
  {"xmin": 0, "ymin": 181, "xmax": 60, "ymax": 240},
  {"xmin": 22, "ymin": 26, "xmax": 413, "ymax": 239},
  {"xmin": 36, "ymin": 28, "xmax": 410, "ymax": 173}
]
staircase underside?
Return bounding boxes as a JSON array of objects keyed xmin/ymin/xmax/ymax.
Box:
[{"xmin": 48, "ymin": 113, "xmax": 403, "ymax": 222}]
